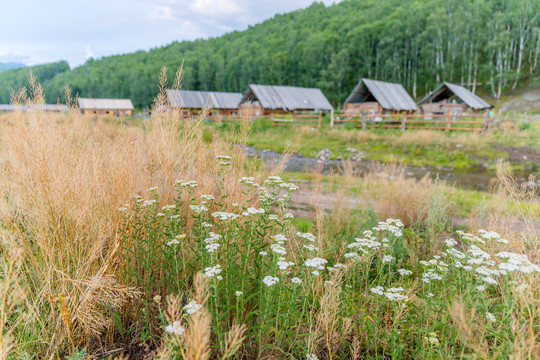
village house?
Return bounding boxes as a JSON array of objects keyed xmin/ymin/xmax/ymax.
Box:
[
  {"xmin": 166, "ymin": 89, "xmax": 242, "ymax": 116},
  {"xmin": 343, "ymin": 78, "xmax": 417, "ymax": 115},
  {"xmin": 417, "ymin": 82, "xmax": 493, "ymax": 116},
  {"xmin": 78, "ymin": 98, "xmax": 134, "ymax": 116},
  {"xmin": 238, "ymin": 84, "xmax": 333, "ymax": 117},
  {"xmin": 0, "ymin": 104, "xmax": 68, "ymax": 113}
]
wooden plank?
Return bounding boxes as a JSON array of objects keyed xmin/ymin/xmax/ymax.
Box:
[{"xmin": 449, "ymin": 127, "xmax": 482, "ymax": 132}]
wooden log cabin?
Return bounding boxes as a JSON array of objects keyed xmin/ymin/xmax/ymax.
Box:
[
  {"xmin": 79, "ymin": 98, "xmax": 134, "ymax": 116},
  {"xmin": 417, "ymin": 82, "xmax": 493, "ymax": 116},
  {"xmin": 343, "ymin": 79, "xmax": 417, "ymax": 115},
  {"xmin": 239, "ymin": 84, "xmax": 333, "ymax": 117},
  {"xmin": 166, "ymin": 90, "xmax": 242, "ymax": 116},
  {"xmin": 0, "ymin": 104, "xmax": 68, "ymax": 113}
]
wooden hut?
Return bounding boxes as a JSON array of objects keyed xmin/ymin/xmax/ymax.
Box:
[
  {"xmin": 239, "ymin": 84, "xmax": 333, "ymax": 117},
  {"xmin": 0, "ymin": 104, "xmax": 68, "ymax": 113},
  {"xmin": 343, "ymin": 79, "xmax": 417, "ymax": 115},
  {"xmin": 79, "ymin": 98, "xmax": 134, "ymax": 116},
  {"xmin": 417, "ymin": 82, "xmax": 493, "ymax": 116},
  {"xmin": 166, "ymin": 90, "xmax": 242, "ymax": 116}
]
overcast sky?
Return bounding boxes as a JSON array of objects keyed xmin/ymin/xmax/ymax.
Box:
[{"xmin": 0, "ymin": 0, "xmax": 339, "ymax": 68}]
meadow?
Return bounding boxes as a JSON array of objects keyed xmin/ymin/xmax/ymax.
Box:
[
  {"xmin": 0, "ymin": 77, "xmax": 539, "ymax": 360},
  {"xmin": 241, "ymin": 118, "xmax": 540, "ymax": 171}
]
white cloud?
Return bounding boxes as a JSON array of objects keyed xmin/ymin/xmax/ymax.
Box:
[
  {"xmin": 84, "ymin": 45, "xmax": 95, "ymax": 60},
  {"xmin": 189, "ymin": 0, "xmax": 244, "ymax": 17},
  {"xmin": 149, "ymin": 5, "xmax": 176, "ymax": 21},
  {"xmin": 0, "ymin": 0, "xmax": 339, "ymax": 67}
]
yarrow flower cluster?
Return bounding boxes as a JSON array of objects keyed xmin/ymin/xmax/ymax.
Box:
[
  {"xmin": 165, "ymin": 321, "xmax": 185, "ymax": 336},
  {"xmin": 420, "ymin": 229, "xmax": 540, "ymax": 298},
  {"xmin": 296, "ymin": 232, "xmax": 316, "ymax": 242},
  {"xmin": 204, "ymin": 232, "xmax": 222, "ymax": 253},
  {"xmin": 203, "ymin": 264, "xmax": 222, "ymax": 279},
  {"xmin": 183, "ymin": 300, "xmax": 201, "ymax": 315},
  {"xmin": 212, "ymin": 211, "xmax": 240, "ymax": 221},
  {"xmin": 243, "ymin": 207, "xmax": 265, "ymax": 216},
  {"xmin": 373, "ymin": 218, "xmax": 404, "ymax": 237},
  {"xmin": 370, "ymin": 286, "xmax": 409, "ymax": 302},
  {"xmin": 190, "ymin": 204, "xmax": 208, "ymax": 214},
  {"xmin": 263, "ymin": 276, "xmax": 279, "ymax": 287},
  {"xmin": 304, "ymin": 257, "xmax": 328, "ymax": 273}
]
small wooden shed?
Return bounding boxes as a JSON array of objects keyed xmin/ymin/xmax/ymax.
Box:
[
  {"xmin": 0, "ymin": 104, "xmax": 68, "ymax": 113},
  {"xmin": 343, "ymin": 79, "xmax": 417, "ymax": 115},
  {"xmin": 166, "ymin": 90, "xmax": 242, "ymax": 116},
  {"xmin": 239, "ymin": 84, "xmax": 333, "ymax": 117},
  {"xmin": 417, "ymin": 82, "xmax": 493, "ymax": 116},
  {"xmin": 79, "ymin": 98, "xmax": 134, "ymax": 116}
]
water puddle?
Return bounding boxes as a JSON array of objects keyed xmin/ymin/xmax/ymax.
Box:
[{"xmin": 244, "ymin": 146, "xmax": 538, "ymax": 192}]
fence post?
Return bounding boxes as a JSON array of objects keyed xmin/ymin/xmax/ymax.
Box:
[
  {"xmin": 401, "ymin": 114, "xmax": 406, "ymax": 131},
  {"xmin": 482, "ymin": 111, "xmax": 490, "ymax": 133},
  {"xmin": 330, "ymin": 109, "xmax": 334, "ymax": 127},
  {"xmin": 362, "ymin": 111, "xmax": 367, "ymax": 130},
  {"xmin": 445, "ymin": 110, "xmax": 451, "ymax": 132},
  {"xmin": 318, "ymin": 111, "xmax": 322, "ymax": 128}
]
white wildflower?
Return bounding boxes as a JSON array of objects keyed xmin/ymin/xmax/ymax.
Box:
[
  {"xmin": 291, "ymin": 277, "xmax": 302, "ymax": 284},
  {"xmin": 382, "ymin": 255, "xmax": 395, "ymax": 263},
  {"xmin": 190, "ymin": 204, "xmax": 208, "ymax": 214},
  {"xmin": 165, "ymin": 321, "xmax": 185, "ymax": 336},
  {"xmin": 397, "ymin": 269, "xmax": 412, "ymax": 276},
  {"xmin": 486, "ymin": 312, "xmax": 496, "ymax": 322},
  {"xmin": 203, "ymin": 265, "xmax": 222, "ymax": 278},
  {"xmin": 235, "ymin": 291, "xmax": 243, "ymax": 297},
  {"xmin": 370, "ymin": 286, "xmax": 385, "ymax": 295},
  {"xmin": 263, "ymin": 276, "xmax": 279, "ymax": 287},
  {"xmin": 296, "ymin": 232, "xmax": 317, "ymax": 242},
  {"xmin": 304, "ymin": 257, "xmax": 328, "ymax": 270},
  {"xmin": 183, "ymin": 300, "xmax": 201, "ymax": 315}
]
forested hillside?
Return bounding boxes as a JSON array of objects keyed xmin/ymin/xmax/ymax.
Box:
[
  {"xmin": 0, "ymin": 61, "xmax": 69, "ymax": 104},
  {"xmin": 1, "ymin": 0, "xmax": 539, "ymax": 107}
]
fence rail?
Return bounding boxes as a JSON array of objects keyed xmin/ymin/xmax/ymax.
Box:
[
  {"xmin": 271, "ymin": 112, "xmax": 322, "ymax": 127},
  {"xmin": 332, "ymin": 111, "xmax": 492, "ymax": 132}
]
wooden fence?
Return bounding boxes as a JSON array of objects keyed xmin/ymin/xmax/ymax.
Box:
[
  {"xmin": 332, "ymin": 111, "xmax": 492, "ymax": 132},
  {"xmin": 271, "ymin": 112, "xmax": 323, "ymax": 128}
]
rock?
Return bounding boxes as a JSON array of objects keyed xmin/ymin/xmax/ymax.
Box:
[{"xmin": 316, "ymin": 148, "xmax": 333, "ymax": 163}]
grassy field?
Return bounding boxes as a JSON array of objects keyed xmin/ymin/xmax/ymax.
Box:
[
  {"xmin": 0, "ymin": 81, "xmax": 539, "ymax": 359},
  {"xmin": 237, "ymin": 118, "xmax": 540, "ymax": 171}
]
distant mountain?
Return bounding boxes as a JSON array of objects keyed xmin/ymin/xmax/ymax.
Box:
[
  {"xmin": 0, "ymin": 0, "xmax": 539, "ymax": 107},
  {"xmin": 0, "ymin": 62, "xmax": 26, "ymax": 71}
]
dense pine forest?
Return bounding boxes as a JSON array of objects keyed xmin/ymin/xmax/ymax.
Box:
[{"xmin": 1, "ymin": 0, "xmax": 539, "ymax": 108}]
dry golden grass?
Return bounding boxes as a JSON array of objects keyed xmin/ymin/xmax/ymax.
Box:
[{"xmin": 0, "ymin": 71, "xmax": 268, "ymax": 357}]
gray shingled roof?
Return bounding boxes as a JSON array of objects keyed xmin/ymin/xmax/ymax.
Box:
[
  {"xmin": 241, "ymin": 85, "xmax": 333, "ymax": 111},
  {"xmin": 78, "ymin": 98, "xmax": 134, "ymax": 110},
  {"xmin": 167, "ymin": 90, "xmax": 242, "ymax": 110},
  {"xmin": 418, "ymin": 82, "xmax": 493, "ymax": 110},
  {"xmin": 0, "ymin": 104, "xmax": 68, "ymax": 112},
  {"xmin": 344, "ymin": 78, "xmax": 417, "ymax": 111}
]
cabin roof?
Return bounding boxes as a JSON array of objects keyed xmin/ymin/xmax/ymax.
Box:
[
  {"xmin": 78, "ymin": 98, "xmax": 134, "ymax": 110},
  {"xmin": 418, "ymin": 82, "xmax": 493, "ymax": 110},
  {"xmin": 242, "ymin": 84, "xmax": 333, "ymax": 112},
  {"xmin": 344, "ymin": 78, "xmax": 417, "ymax": 111},
  {"xmin": 0, "ymin": 104, "xmax": 68, "ymax": 112},
  {"xmin": 166, "ymin": 90, "xmax": 242, "ymax": 110}
]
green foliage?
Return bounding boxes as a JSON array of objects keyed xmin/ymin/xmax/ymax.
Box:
[
  {"xmin": 0, "ymin": 61, "xmax": 69, "ymax": 103},
  {"xmin": 519, "ymin": 121, "xmax": 531, "ymax": 131},
  {"xmin": 65, "ymin": 348, "xmax": 87, "ymax": 360},
  {"xmin": 1, "ymin": 0, "xmax": 539, "ymax": 107}
]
